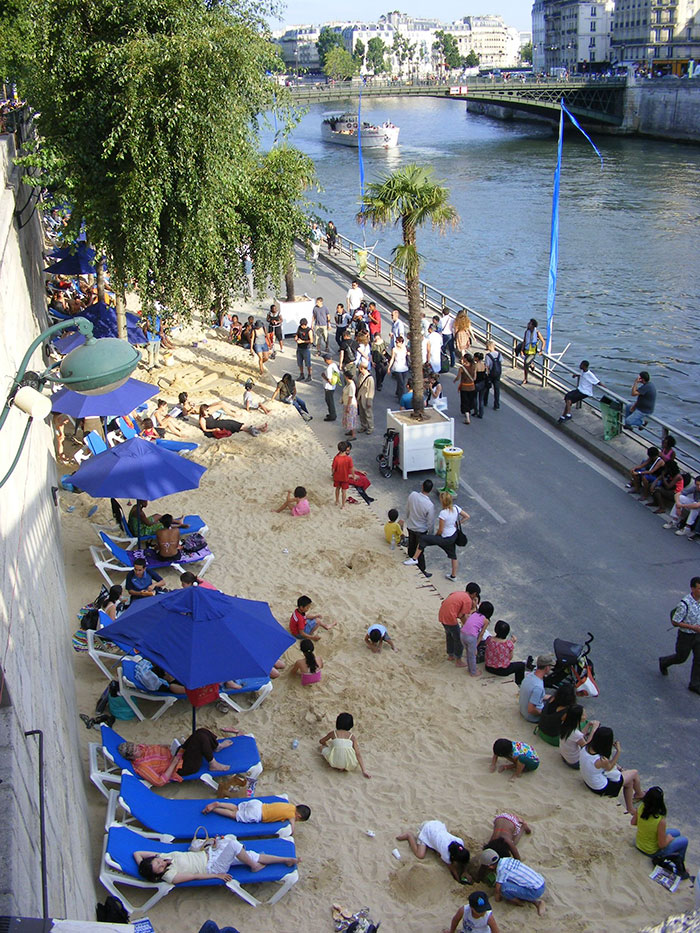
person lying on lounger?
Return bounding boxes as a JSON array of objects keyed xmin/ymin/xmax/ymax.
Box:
[
  {"xmin": 201, "ymin": 800, "xmax": 310, "ymax": 833},
  {"xmin": 118, "ymin": 727, "xmax": 241, "ymax": 786},
  {"xmin": 135, "ymin": 834, "xmax": 299, "ymax": 883}
]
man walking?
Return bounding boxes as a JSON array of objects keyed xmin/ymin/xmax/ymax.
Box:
[
  {"xmin": 440, "ymin": 308, "xmax": 455, "ymax": 367},
  {"xmin": 322, "ymin": 353, "xmax": 340, "ymax": 422},
  {"xmin": 390, "ymin": 309, "xmax": 406, "ymax": 350},
  {"xmin": 624, "ymin": 370, "xmax": 656, "ymax": 428},
  {"xmin": 312, "ymin": 297, "xmax": 330, "ymax": 355},
  {"xmin": 346, "ymin": 280, "xmax": 364, "ymax": 314},
  {"xmin": 309, "ymin": 222, "xmax": 322, "ymax": 262},
  {"xmin": 519, "ymin": 654, "xmax": 553, "ymax": 722},
  {"xmin": 404, "ymin": 479, "xmax": 435, "ymax": 578},
  {"xmin": 356, "ymin": 361, "xmax": 375, "ymax": 435},
  {"xmin": 558, "ymin": 360, "xmax": 601, "ymax": 423},
  {"xmin": 659, "ymin": 577, "xmax": 700, "ymax": 695}
]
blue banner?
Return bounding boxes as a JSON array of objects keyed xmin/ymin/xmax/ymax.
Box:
[{"xmin": 358, "ymin": 87, "xmax": 366, "ymax": 242}]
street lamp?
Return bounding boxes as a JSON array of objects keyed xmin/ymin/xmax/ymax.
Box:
[{"xmin": 0, "ymin": 316, "xmax": 140, "ymax": 488}]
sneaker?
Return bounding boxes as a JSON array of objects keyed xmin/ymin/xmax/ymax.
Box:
[
  {"xmin": 422, "ymin": 570, "xmax": 432, "ymax": 578},
  {"xmin": 445, "ymin": 572, "xmax": 457, "ymax": 581},
  {"xmin": 688, "ymin": 532, "xmax": 700, "ymax": 541},
  {"xmin": 564, "ymin": 413, "xmax": 572, "ymax": 420},
  {"xmin": 403, "ymin": 558, "xmax": 419, "ymax": 566},
  {"xmin": 675, "ymin": 526, "xmax": 689, "ymax": 536},
  {"xmin": 663, "ymin": 521, "xmax": 677, "ymax": 529},
  {"xmin": 557, "ymin": 415, "xmax": 566, "ymax": 423}
]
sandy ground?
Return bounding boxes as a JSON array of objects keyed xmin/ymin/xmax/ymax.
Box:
[{"xmin": 59, "ymin": 320, "xmax": 694, "ymax": 932}]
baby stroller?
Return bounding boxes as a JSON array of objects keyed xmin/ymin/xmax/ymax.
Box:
[
  {"xmin": 376, "ymin": 428, "xmax": 399, "ymax": 478},
  {"xmin": 544, "ymin": 632, "xmax": 599, "ymax": 698}
]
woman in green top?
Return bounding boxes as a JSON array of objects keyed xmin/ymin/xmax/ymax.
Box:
[{"xmin": 631, "ymin": 786, "xmax": 688, "ymax": 862}]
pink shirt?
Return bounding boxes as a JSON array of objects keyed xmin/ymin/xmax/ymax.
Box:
[
  {"xmin": 292, "ymin": 498, "xmax": 310, "ymax": 516},
  {"xmin": 462, "ymin": 611, "xmax": 487, "ymax": 638}
]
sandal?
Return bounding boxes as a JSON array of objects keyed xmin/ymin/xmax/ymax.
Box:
[{"xmin": 346, "ymin": 496, "xmax": 359, "ymax": 504}]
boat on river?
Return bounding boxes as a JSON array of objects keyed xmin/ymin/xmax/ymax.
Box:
[{"xmin": 321, "ymin": 113, "xmax": 399, "ymax": 149}]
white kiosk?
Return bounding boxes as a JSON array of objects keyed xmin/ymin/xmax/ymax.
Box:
[{"xmin": 386, "ymin": 407, "xmax": 455, "ymax": 480}]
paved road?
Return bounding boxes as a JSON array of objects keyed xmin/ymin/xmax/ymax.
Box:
[{"xmin": 255, "ymin": 253, "xmax": 699, "ymax": 864}]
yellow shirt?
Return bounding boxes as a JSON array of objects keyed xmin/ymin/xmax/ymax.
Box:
[
  {"xmin": 262, "ymin": 802, "xmax": 297, "ymax": 822},
  {"xmin": 384, "ymin": 521, "xmax": 402, "ymax": 545}
]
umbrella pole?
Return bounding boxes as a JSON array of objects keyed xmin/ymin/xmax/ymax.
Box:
[{"xmin": 192, "ymin": 704, "xmax": 197, "ymax": 734}]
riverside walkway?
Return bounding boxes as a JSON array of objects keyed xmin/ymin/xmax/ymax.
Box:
[{"xmin": 250, "ymin": 245, "xmax": 700, "ymax": 868}]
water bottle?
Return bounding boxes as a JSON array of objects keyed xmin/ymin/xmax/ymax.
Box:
[
  {"xmin": 291, "ymin": 739, "xmax": 299, "ymax": 749},
  {"xmin": 390, "ymin": 538, "xmax": 395, "ymax": 550}
]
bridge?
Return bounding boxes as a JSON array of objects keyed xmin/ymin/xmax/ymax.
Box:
[{"xmin": 289, "ymin": 77, "xmax": 628, "ymax": 128}]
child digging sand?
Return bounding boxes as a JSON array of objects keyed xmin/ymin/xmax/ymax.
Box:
[
  {"xmin": 490, "ymin": 738, "xmax": 540, "ymax": 780},
  {"xmin": 364, "ymin": 623, "xmax": 397, "ymax": 653},
  {"xmin": 396, "ymin": 820, "xmax": 472, "ymax": 883},
  {"xmin": 332, "ymin": 441, "xmax": 354, "ymax": 508},
  {"xmin": 319, "ymin": 712, "xmax": 371, "ymax": 779},
  {"xmin": 384, "ymin": 508, "xmax": 404, "ymax": 547},
  {"xmin": 289, "ymin": 596, "xmax": 336, "ymax": 641},
  {"xmin": 274, "ymin": 486, "xmax": 310, "ymax": 516}
]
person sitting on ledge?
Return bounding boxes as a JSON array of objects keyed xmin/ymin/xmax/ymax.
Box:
[
  {"xmin": 119, "ymin": 727, "xmax": 241, "ymax": 785},
  {"xmin": 135, "ymin": 836, "xmax": 299, "ymax": 884}
]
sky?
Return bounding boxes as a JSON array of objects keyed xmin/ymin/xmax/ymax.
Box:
[{"xmin": 275, "ymin": 1, "xmax": 533, "ymax": 34}]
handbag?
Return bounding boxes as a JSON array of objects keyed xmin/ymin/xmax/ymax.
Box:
[
  {"xmin": 455, "ymin": 517, "xmax": 468, "ymax": 548},
  {"xmin": 189, "ymin": 826, "xmax": 212, "ymax": 852}
]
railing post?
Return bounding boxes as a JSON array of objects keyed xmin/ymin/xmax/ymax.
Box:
[
  {"xmin": 542, "ymin": 355, "xmax": 549, "ymax": 388},
  {"xmin": 441, "ymin": 294, "xmax": 447, "ymax": 312},
  {"xmin": 374, "ymin": 256, "xmax": 379, "ymax": 275},
  {"xmin": 511, "ymin": 336, "xmax": 518, "ymax": 369},
  {"xmin": 486, "ymin": 321, "xmax": 492, "ymax": 344},
  {"xmin": 389, "ymin": 263, "xmax": 394, "ymax": 287}
]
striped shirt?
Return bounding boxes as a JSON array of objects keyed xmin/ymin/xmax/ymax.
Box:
[
  {"xmin": 672, "ymin": 594, "xmax": 700, "ymax": 633},
  {"xmin": 496, "ymin": 857, "xmax": 544, "ymax": 890},
  {"xmin": 132, "ymin": 745, "xmax": 182, "ymax": 787}
]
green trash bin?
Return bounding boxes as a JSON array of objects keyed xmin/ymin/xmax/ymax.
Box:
[
  {"xmin": 434, "ymin": 438, "xmax": 452, "ymax": 480},
  {"xmin": 599, "ymin": 396, "xmax": 623, "ymax": 441},
  {"xmin": 442, "ymin": 446, "xmax": 464, "ymax": 494}
]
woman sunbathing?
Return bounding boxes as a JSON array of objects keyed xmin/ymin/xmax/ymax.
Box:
[
  {"xmin": 198, "ymin": 403, "xmax": 267, "ymax": 438},
  {"xmin": 135, "ymin": 835, "xmax": 299, "ymax": 884},
  {"xmin": 152, "ymin": 399, "xmax": 184, "ymax": 437},
  {"xmin": 119, "ymin": 728, "xmax": 238, "ymax": 786}
]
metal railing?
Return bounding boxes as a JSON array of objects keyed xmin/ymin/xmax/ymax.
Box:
[{"xmin": 330, "ymin": 232, "xmax": 700, "ymax": 471}]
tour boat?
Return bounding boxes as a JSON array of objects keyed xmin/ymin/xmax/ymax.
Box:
[{"xmin": 321, "ymin": 113, "xmax": 400, "ymax": 149}]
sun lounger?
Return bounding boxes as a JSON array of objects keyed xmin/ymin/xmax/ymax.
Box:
[
  {"xmin": 86, "ymin": 610, "xmax": 126, "ymax": 680},
  {"xmin": 109, "ymin": 774, "xmax": 292, "ymax": 840},
  {"xmin": 89, "ymin": 532, "xmax": 214, "ymax": 586},
  {"xmin": 118, "ymin": 659, "xmax": 272, "ymax": 721},
  {"xmin": 91, "ymin": 511, "xmax": 208, "ymax": 548},
  {"xmin": 154, "ymin": 438, "xmax": 199, "ymax": 453},
  {"xmin": 101, "ymin": 824, "xmax": 298, "ymax": 914},
  {"xmin": 74, "ymin": 429, "xmax": 108, "ymax": 464},
  {"xmin": 88, "ymin": 724, "xmax": 263, "ymax": 798}
]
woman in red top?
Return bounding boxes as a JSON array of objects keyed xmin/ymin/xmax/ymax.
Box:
[
  {"xmin": 332, "ymin": 440, "xmax": 354, "ymax": 509},
  {"xmin": 368, "ymin": 302, "xmax": 382, "ymax": 339},
  {"xmin": 484, "ymin": 620, "xmax": 529, "ymax": 686}
]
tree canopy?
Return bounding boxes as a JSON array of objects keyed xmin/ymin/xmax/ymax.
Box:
[
  {"xmin": 392, "ymin": 32, "xmax": 416, "ymax": 76},
  {"xmin": 520, "ymin": 41, "xmax": 533, "ymax": 64},
  {"xmin": 316, "ymin": 27, "xmax": 345, "ymax": 69},
  {"xmin": 324, "ymin": 46, "xmax": 359, "ymax": 80},
  {"xmin": 4, "ymin": 0, "xmax": 317, "ymax": 324},
  {"xmin": 433, "ymin": 30, "xmax": 462, "ymax": 70},
  {"xmin": 366, "ymin": 37, "xmax": 390, "ymax": 74},
  {"xmin": 464, "ymin": 49, "xmax": 480, "ymax": 67},
  {"xmin": 353, "ymin": 38, "xmax": 366, "ymax": 64}
]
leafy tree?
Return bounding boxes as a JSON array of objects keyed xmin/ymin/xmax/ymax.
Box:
[
  {"xmin": 324, "ymin": 46, "xmax": 359, "ymax": 81},
  {"xmin": 366, "ymin": 36, "xmax": 390, "ymax": 74},
  {"xmin": 433, "ymin": 30, "xmax": 462, "ymax": 70},
  {"xmin": 464, "ymin": 50, "xmax": 480, "ymax": 68},
  {"xmin": 10, "ymin": 0, "xmax": 299, "ymax": 335},
  {"xmin": 520, "ymin": 41, "xmax": 533, "ymax": 64},
  {"xmin": 359, "ymin": 165, "xmax": 458, "ymax": 417},
  {"xmin": 392, "ymin": 32, "xmax": 416, "ymax": 77},
  {"xmin": 316, "ymin": 26, "xmax": 345, "ymax": 69},
  {"xmin": 353, "ymin": 38, "xmax": 365, "ymax": 64}
]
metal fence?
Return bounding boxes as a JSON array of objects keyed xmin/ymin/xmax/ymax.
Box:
[{"xmin": 331, "ymin": 232, "xmax": 700, "ymax": 472}]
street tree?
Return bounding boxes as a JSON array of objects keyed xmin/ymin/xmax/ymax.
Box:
[
  {"xmin": 353, "ymin": 38, "xmax": 365, "ymax": 65},
  {"xmin": 392, "ymin": 32, "xmax": 416, "ymax": 78},
  {"xmin": 316, "ymin": 26, "xmax": 345, "ymax": 69},
  {"xmin": 464, "ymin": 50, "xmax": 480, "ymax": 68},
  {"xmin": 9, "ymin": 0, "xmax": 299, "ymax": 336},
  {"xmin": 366, "ymin": 37, "xmax": 390, "ymax": 74},
  {"xmin": 324, "ymin": 46, "xmax": 359, "ymax": 81},
  {"xmin": 433, "ymin": 30, "xmax": 462, "ymax": 70},
  {"xmin": 520, "ymin": 41, "xmax": 533, "ymax": 64},
  {"xmin": 359, "ymin": 165, "xmax": 458, "ymax": 418}
]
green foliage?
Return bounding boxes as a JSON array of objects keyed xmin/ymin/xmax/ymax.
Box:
[
  {"xmin": 392, "ymin": 32, "xmax": 416, "ymax": 75},
  {"xmin": 366, "ymin": 37, "xmax": 390, "ymax": 74},
  {"xmin": 353, "ymin": 38, "xmax": 365, "ymax": 63},
  {"xmin": 520, "ymin": 41, "xmax": 533, "ymax": 64},
  {"xmin": 11, "ymin": 0, "xmax": 310, "ymax": 322},
  {"xmin": 358, "ymin": 165, "xmax": 458, "ymax": 413},
  {"xmin": 464, "ymin": 50, "xmax": 480, "ymax": 68},
  {"xmin": 316, "ymin": 27, "xmax": 345, "ymax": 69},
  {"xmin": 433, "ymin": 30, "xmax": 462, "ymax": 70},
  {"xmin": 324, "ymin": 46, "xmax": 359, "ymax": 80}
]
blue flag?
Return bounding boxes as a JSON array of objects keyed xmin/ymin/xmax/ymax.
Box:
[{"xmin": 358, "ymin": 87, "xmax": 366, "ymax": 243}]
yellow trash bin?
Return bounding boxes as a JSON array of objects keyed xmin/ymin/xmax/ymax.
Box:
[{"xmin": 442, "ymin": 446, "xmax": 464, "ymax": 494}]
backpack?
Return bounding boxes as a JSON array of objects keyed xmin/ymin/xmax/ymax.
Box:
[
  {"xmin": 671, "ymin": 599, "xmax": 689, "ymax": 624},
  {"xmin": 652, "ymin": 851, "xmax": 688, "ymax": 879},
  {"xmin": 96, "ymin": 895, "xmax": 130, "ymax": 924},
  {"xmin": 489, "ymin": 351, "xmax": 502, "ymax": 380}
]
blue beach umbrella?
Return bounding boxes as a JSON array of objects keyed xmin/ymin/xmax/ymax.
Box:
[
  {"xmin": 50, "ymin": 378, "xmax": 157, "ymax": 418},
  {"xmin": 70, "ymin": 436, "xmax": 205, "ymax": 499},
  {"xmin": 45, "ymin": 254, "xmax": 98, "ymax": 275},
  {"xmin": 53, "ymin": 303, "xmax": 148, "ymax": 348},
  {"xmin": 48, "ymin": 244, "xmax": 96, "ymax": 262},
  {"xmin": 106, "ymin": 588, "xmax": 295, "ymax": 688}
]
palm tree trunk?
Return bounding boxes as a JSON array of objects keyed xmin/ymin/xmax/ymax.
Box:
[{"xmin": 403, "ymin": 225, "xmax": 425, "ymax": 419}]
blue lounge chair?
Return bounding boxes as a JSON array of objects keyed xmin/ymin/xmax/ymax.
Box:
[
  {"xmin": 118, "ymin": 658, "xmax": 272, "ymax": 722},
  {"xmin": 89, "ymin": 532, "xmax": 214, "ymax": 586},
  {"xmin": 74, "ymin": 429, "xmax": 108, "ymax": 464},
  {"xmin": 110, "ymin": 774, "xmax": 292, "ymax": 840},
  {"xmin": 88, "ymin": 724, "xmax": 263, "ymax": 798},
  {"xmin": 100, "ymin": 824, "xmax": 298, "ymax": 913},
  {"xmin": 91, "ymin": 505, "xmax": 208, "ymax": 548},
  {"xmin": 154, "ymin": 438, "xmax": 199, "ymax": 453}
]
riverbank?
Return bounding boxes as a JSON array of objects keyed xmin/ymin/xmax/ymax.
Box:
[{"xmin": 62, "ymin": 318, "xmax": 693, "ymax": 932}]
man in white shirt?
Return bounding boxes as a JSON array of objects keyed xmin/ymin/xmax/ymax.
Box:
[
  {"xmin": 440, "ymin": 309, "xmax": 455, "ymax": 366},
  {"xmin": 558, "ymin": 360, "xmax": 601, "ymax": 423},
  {"xmin": 346, "ymin": 280, "xmax": 364, "ymax": 313},
  {"xmin": 390, "ymin": 309, "xmax": 406, "ymax": 349},
  {"xmin": 404, "ymin": 479, "xmax": 435, "ymax": 577},
  {"xmin": 322, "ymin": 353, "xmax": 341, "ymax": 422}
]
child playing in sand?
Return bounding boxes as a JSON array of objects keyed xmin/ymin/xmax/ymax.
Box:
[
  {"xmin": 274, "ymin": 486, "xmax": 310, "ymax": 516},
  {"xmin": 319, "ymin": 712, "xmax": 371, "ymax": 778},
  {"xmin": 289, "ymin": 596, "xmax": 336, "ymax": 641},
  {"xmin": 243, "ymin": 379, "xmax": 271, "ymax": 415},
  {"xmin": 384, "ymin": 508, "xmax": 404, "ymax": 547},
  {"xmin": 331, "ymin": 441, "xmax": 354, "ymax": 508},
  {"xmin": 490, "ymin": 739, "xmax": 540, "ymax": 779},
  {"xmin": 443, "ymin": 890, "xmax": 501, "ymax": 933},
  {"xmin": 140, "ymin": 418, "xmax": 159, "ymax": 440},
  {"xmin": 364, "ymin": 623, "xmax": 397, "ymax": 653},
  {"xmin": 201, "ymin": 800, "xmax": 310, "ymax": 832},
  {"xmin": 396, "ymin": 820, "xmax": 472, "ymax": 883},
  {"xmin": 459, "ymin": 601, "xmax": 494, "ymax": 676}
]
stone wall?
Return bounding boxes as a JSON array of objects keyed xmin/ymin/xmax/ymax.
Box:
[
  {"xmin": 634, "ymin": 80, "xmax": 700, "ymax": 142},
  {"xmin": 0, "ymin": 131, "xmax": 95, "ymax": 918}
]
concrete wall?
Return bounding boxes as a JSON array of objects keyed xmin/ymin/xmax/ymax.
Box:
[
  {"xmin": 0, "ymin": 132, "xmax": 95, "ymax": 918},
  {"xmin": 634, "ymin": 80, "xmax": 700, "ymax": 142}
]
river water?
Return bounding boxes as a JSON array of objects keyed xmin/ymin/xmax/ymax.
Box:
[{"xmin": 263, "ymin": 96, "xmax": 700, "ymax": 437}]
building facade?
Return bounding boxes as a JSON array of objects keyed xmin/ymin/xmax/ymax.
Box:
[
  {"xmin": 539, "ymin": 0, "xmax": 615, "ymax": 72},
  {"xmin": 610, "ymin": 0, "xmax": 700, "ymax": 69}
]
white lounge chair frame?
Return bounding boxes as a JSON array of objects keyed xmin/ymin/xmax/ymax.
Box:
[{"xmin": 89, "ymin": 538, "xmax": 215, "ymax": 587}]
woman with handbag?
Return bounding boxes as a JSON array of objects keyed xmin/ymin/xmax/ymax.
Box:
[
  {"xmin": 454, "ymin": 353, "xmax": 476, "ymax": 425},
  {"xmin": 404, "ymin": 492, "xmax": 469, "ymax": 581}
]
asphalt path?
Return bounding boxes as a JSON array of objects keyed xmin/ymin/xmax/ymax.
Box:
[{"xmin": 260, "ymin": 254, "xmax": 699, "ymax": 865}]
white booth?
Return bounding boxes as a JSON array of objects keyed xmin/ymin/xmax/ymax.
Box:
[
  {"xmin": 276, "ymin": 296, "xmax": 315, "ymax": 337},
  {"xmin": 386, "ymin": 407, "xmax": 455, "ymax": 480}
]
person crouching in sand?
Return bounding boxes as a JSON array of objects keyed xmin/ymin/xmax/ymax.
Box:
[
  {"xmin": 319, "ymin": 712, "xmax": 370, "ymax": 779},
  {"xmin": 396, "ymin": 820, "xmax": 472, "ymax": 883},
  {"xmin": 479, "ymin": 849, "xmax": 546, "ymax": 917}
]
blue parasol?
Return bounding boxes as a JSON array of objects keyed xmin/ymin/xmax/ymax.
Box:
[
  {"xmin": 45, "ymin": 254, "xmax": 99, "ymax": 276},
  {"xmin": 53, "ymin": 303, "xmax": 148, "ymax": 348},
  {"xmin": 50, "ymin": 378, "xmax": 157, "ymax": 418}
]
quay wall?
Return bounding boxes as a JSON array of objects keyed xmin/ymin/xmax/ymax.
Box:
[
  {"xmin": 0, "ymin": 134, "xmax": 95, "ymax": 918},
  {"xmin": 627, "ymin": 81, "xmax": 700, "ymax": 142}
]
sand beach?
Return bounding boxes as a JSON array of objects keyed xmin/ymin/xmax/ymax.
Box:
[{"xmin": 59, "ymin": 320, "xmax": 695, "ymax": 933}]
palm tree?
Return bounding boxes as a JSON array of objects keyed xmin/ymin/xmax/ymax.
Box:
[{"xmin": 358, "ymin": 165, "xmax": 458, "ymax": 418}]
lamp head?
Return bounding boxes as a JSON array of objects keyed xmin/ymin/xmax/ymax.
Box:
[{"xmin": 57, "ymin": 334, "xmax": 141, "ymax": 394}]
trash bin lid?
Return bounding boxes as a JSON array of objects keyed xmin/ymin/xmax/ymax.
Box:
[
  {"xmin": 433, "ymin": 438, "xmax": 453, "ymax": 449},
  {"xmin": 443, "ymin": 446, "xmax": 463, "ymax": 456}
]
